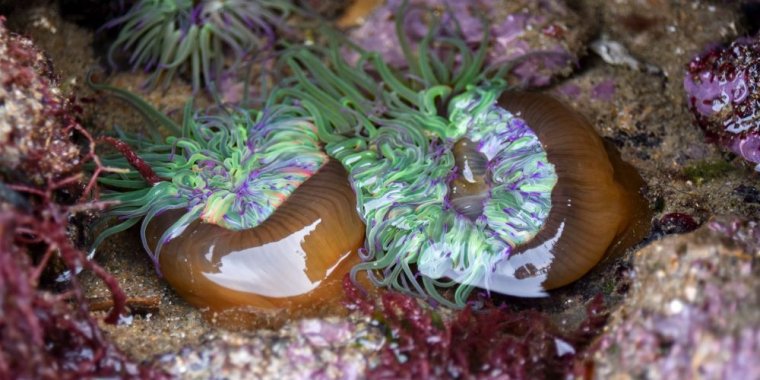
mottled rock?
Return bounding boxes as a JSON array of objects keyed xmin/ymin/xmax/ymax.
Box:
[
  {"xmin": 685, "ymin": 34, "xmax": 760, "ymax": 170},
  {"xmin": 154, "ymin": 316, "xmax": 382, "ymax": 379},
  {"xmin": 9, "ymin": 4, "xmax": 99, "ymax": 87},
  {"xmin": 592, "ymin": 216, "xmax": 760, "ymax": 379},
  {"xmin": 0, "ymin": 17, "xmax": 80, "ymax": 184},
  {"xmin": 599, "ymin": 0, "xmax": 740, "ymax": 89}
]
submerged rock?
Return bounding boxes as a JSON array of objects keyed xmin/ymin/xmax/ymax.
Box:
[
  {"xmin": 591, "ymin": 216, "xmax": 760, "ymax": 379},
  {"xmin": 154, "ymin": 316, "xmax": 382, "ymax": 379},
  {"xmin": 684, "ymin": 34, "xmax": 760, "ymax": 171}
]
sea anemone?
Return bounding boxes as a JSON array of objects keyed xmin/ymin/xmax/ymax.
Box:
[
  {"xmin": 286, "ymin": 4, "xmax": 649, "ymax": 307},
  {"xmin": 90, "ymin": 80, "xmax": 364, "ymax": 322},
  {"xmin": 105, "ymin": 0, "xmax": 294, "ymax": 92}
]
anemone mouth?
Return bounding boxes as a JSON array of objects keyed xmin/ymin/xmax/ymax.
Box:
[
  {"xmin": 446, "ymin": 137, "xmax": 492, "ymax": 221},
  {"xmin": 444, "ymin": 89, "xmax": 558, "ymax": 247}
]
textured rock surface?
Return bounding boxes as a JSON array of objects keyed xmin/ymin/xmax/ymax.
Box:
[
  {"xmin": 591, "ymin": 217, "xmax": 760, "ymax": 379},
  {"xmin": 0, "ymin": 17, "xmax": 80, "ymax": 184},
  {"xmin": 154, "ymin": 317, "xmax": 382, "ymax": 379},
  {"xmin": 685, "ymin": 34, "xmax": 760, "ymax": 170}
]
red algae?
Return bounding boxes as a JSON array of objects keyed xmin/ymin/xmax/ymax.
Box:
[
  {"xmin": 344, "ymin": 277, "xmax": 608, "ymax": 379},
  {"xmin": 0, "ymin": 17, "xmax": 80, "ymax": 185},
  {"xmin": 0, "ymin": 15, "xmax": 165, "ymax": 379},
  {"xmin": 0, "ymin": 139, "xmax": 167, "ymax": 378}
]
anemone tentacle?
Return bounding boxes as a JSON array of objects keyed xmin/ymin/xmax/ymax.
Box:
[{"xmin": 106, "ymin": 0, "xmax": 295, "ymax": 92}]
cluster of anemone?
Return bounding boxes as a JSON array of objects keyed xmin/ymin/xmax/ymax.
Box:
[
  {"xmin": 105, "ymin": 0, "xmax": 294, "ymax": 92},
  {"xmin": 284, "ymin": 37, "xmax": 555, "ymax": 306},
  {"xmin": 95, "ymin": 1, "xmax": 647, "ymax": 309},
  {"xmin": 284, "ymin": 3, "xmax": 647, "ymax": 307}
]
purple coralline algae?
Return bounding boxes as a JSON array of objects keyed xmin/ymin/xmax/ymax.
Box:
[
  {"xmin": 684, "ymin": 35, "xmax": 760, "ymax": 171},
  {"xmin": 590, "ymin": 216, "xmax": 760, "ymax": 379},
  {"xmin": 155, "ymin": 317, "xmax": 382, "ymax": 379},
  {"xmin": 345, "ymin": 0, "xmax": 585, "ymax": 87}
]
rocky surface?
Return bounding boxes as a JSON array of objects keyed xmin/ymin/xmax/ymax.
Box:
[
  {"xmin": 154, "ymin": 317, "xmax": 383, "ymax": 379},
  {"xmin": 591, "ymin": 217, "xmax": 760, "ymax": 379},
  {"xmin": 0, "ymin": 16, "xmax": 80, "ymax": 184}
]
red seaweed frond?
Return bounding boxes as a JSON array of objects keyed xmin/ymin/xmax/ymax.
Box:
[
  {"xmin": 344, "ymin": 276, "xmax": 610, "ymax": 380},
  {"xmin": 0, "ymin": 124, "xmax": 166, "ymax": 379},
  {"xmin": 100, "ymin": 136, "xmax": 167, "ymax": 185}
]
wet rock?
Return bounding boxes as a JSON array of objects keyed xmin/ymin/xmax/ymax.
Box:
[
  {"xmin": 154, "ymin": 316, "xmax": 382, "ymax": 379},
  {"xmin": 0, "ymin": 16, "xmax": 81, "ymax": 184},
  {"xmin": 600, "ymin": 1, "xmax": 740, "ymax": 90},
  {"xmin": 344, "ymin": 0, "xmax": 588, "ymax": 87},
  {"xmin": 591, "ymin": 216, "xmax": 760, "ymax": 379},
  {"xmin": 684, "ymin": 34, "xmax": 760, "ymax": 171},
  {"xmin": 298, "ymin": 0, "xmax": 352, "ymax": 20}
]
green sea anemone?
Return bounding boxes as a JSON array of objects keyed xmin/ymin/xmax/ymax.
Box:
[
  {"xmin": 285, "ymin": 3, "xmax": 648, "ymax": 307},
  {"xmin": 88, "ymin": 74, "xmax": 371, "ymax": 319},
  {"xmin": 90, "ymin": 80, "xmax": 326, "ymax": 268},
  {"xmin": 105, "ymin": 0, "xmax": 294, "ymax": 92}
]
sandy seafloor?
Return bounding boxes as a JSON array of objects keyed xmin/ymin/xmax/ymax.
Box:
[{"xmin": 1, "ymin": 0, "xmax": 758, "ymax": 377}]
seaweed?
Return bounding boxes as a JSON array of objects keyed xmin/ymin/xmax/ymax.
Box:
[
  {"xmin": 0, "ymin": 16, "xmax": 165, "ymax": 379},
  {"xmin": 344, "ymin": 276, "xmax": 609, "ymax": 379},
  {"xmin": 0, "ymin": 131, "xmax": 167, "ymax": 378}
]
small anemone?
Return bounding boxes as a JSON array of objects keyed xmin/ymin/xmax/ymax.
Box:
[
  {"xmin": 90, "ymin": 80, "xmax": 326, "ymax": 270},
  {"xmin": 104, "ymin": 0, "xmax": 295, "ymax": 92}
]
